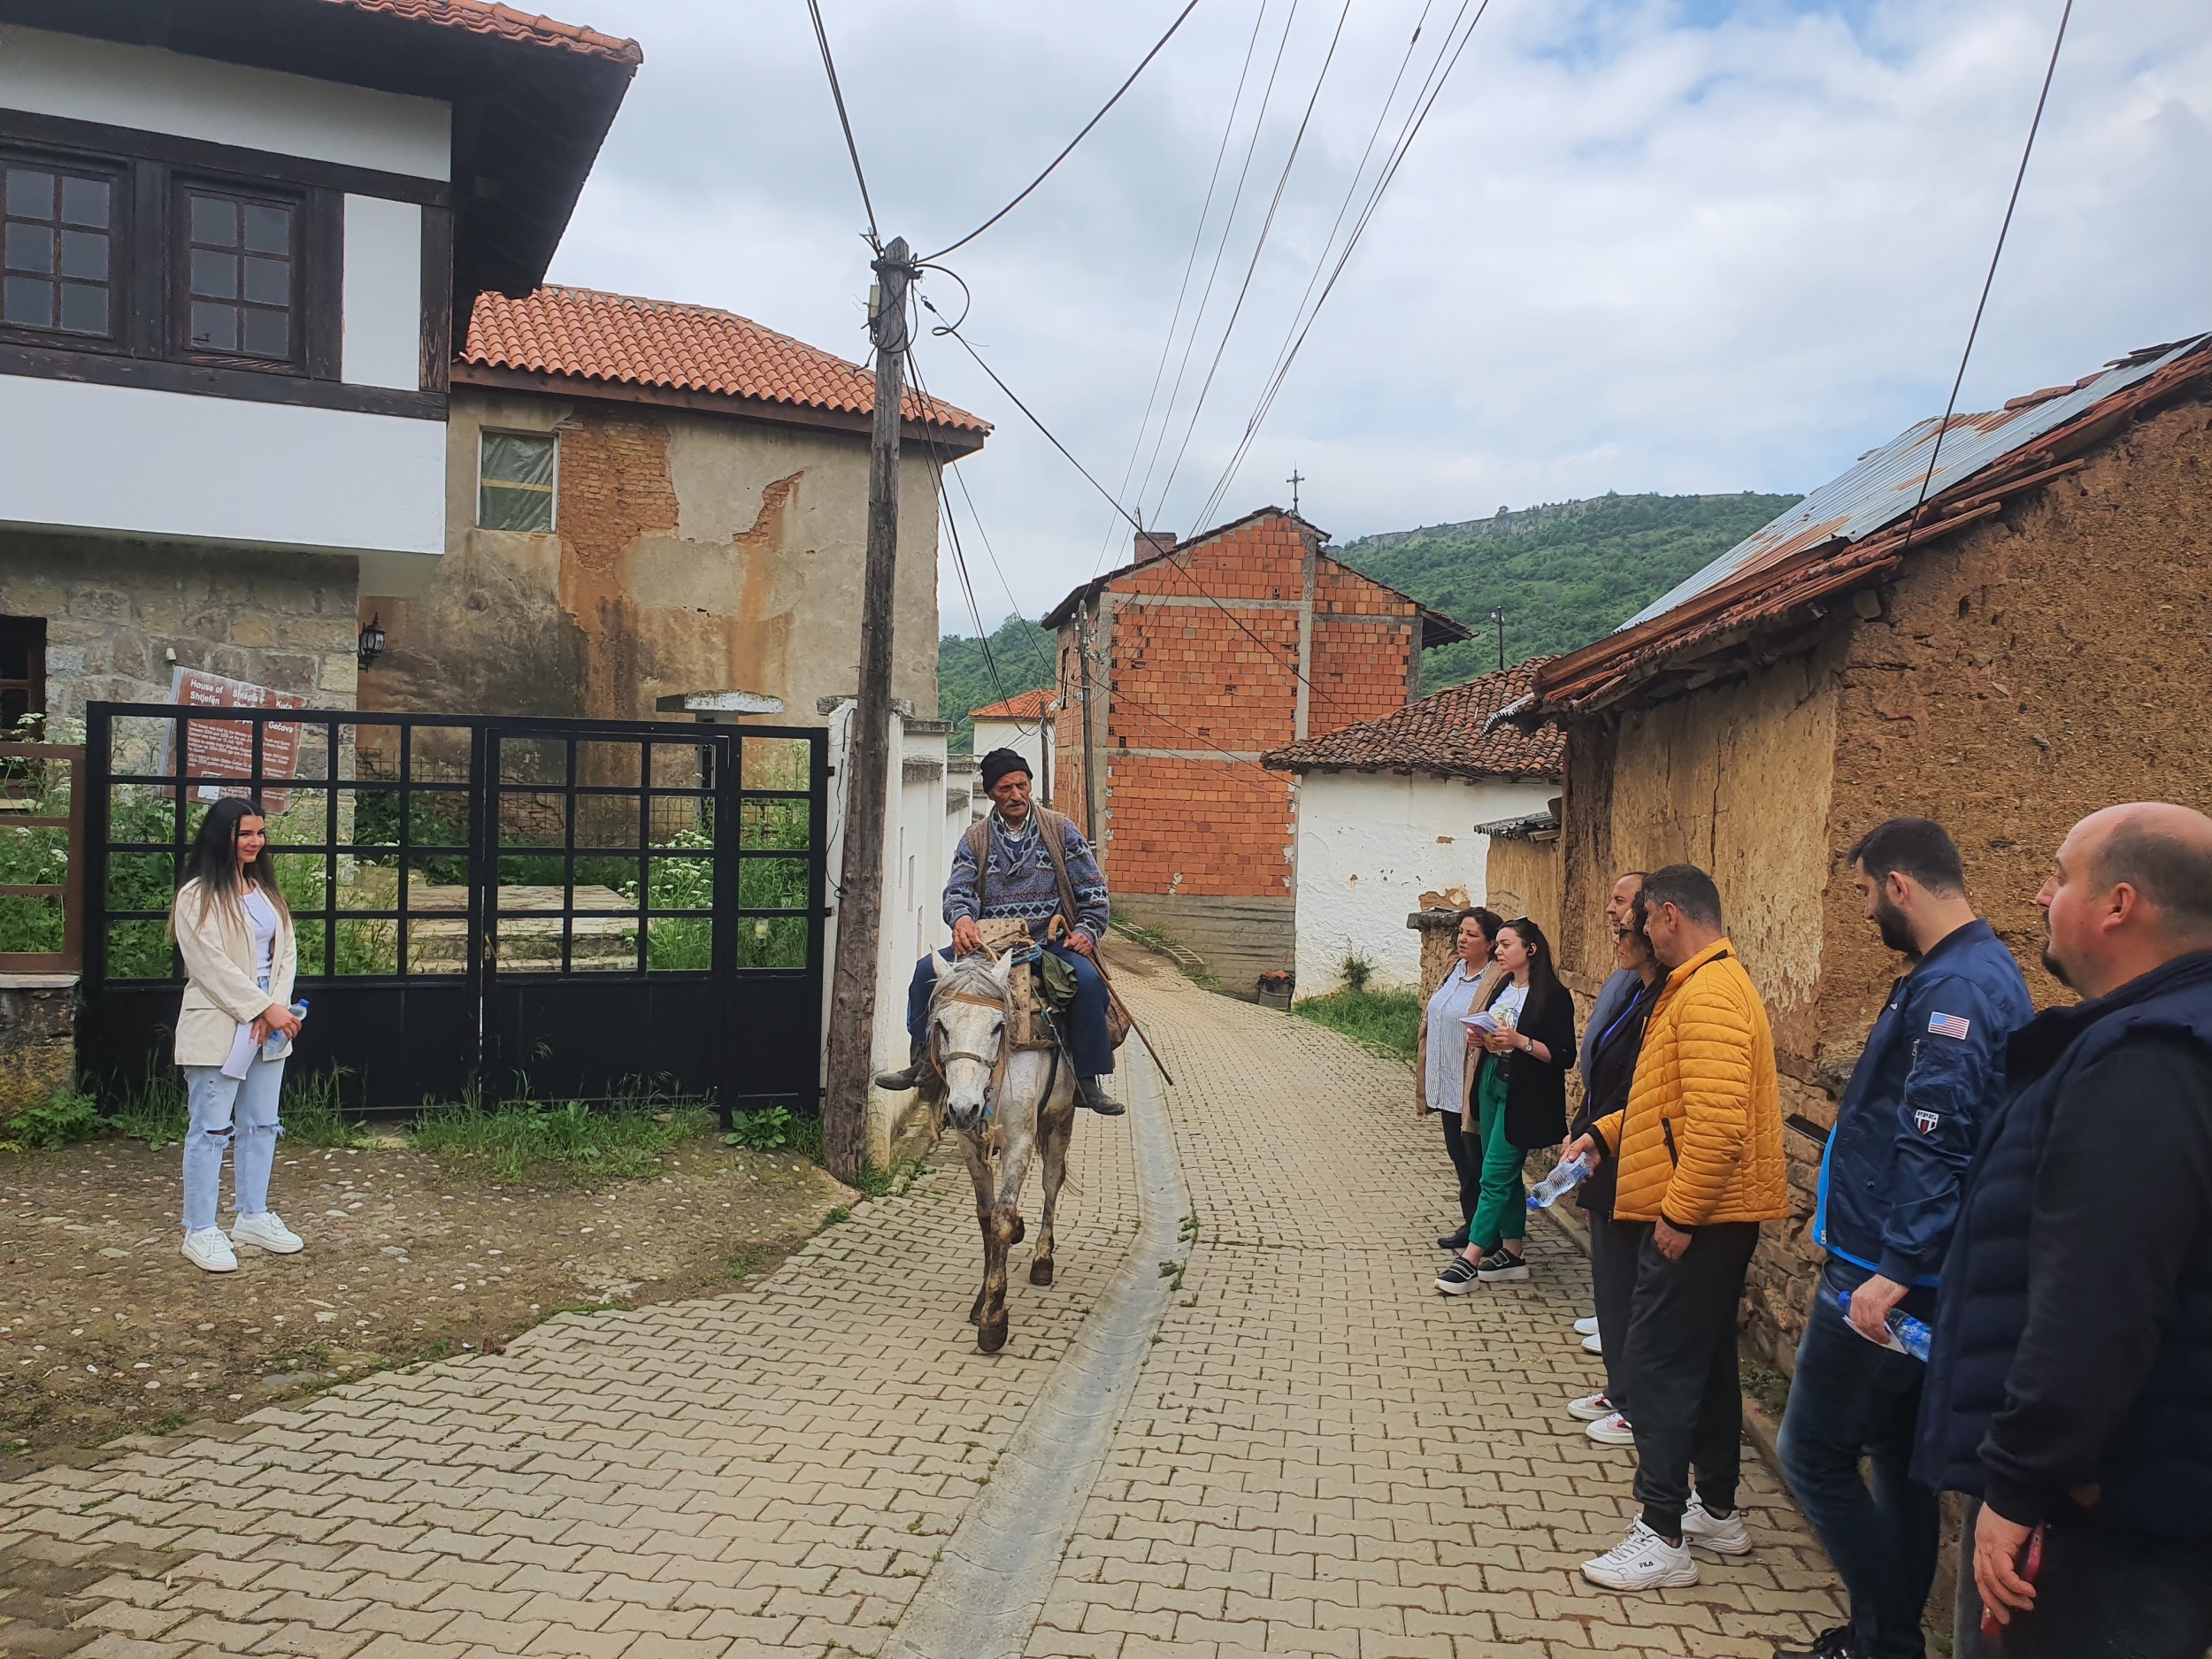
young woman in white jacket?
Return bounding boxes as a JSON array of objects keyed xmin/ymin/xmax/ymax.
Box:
[{"xmin": 169, "ymin": 796, "xmax": 306, "ymax": 1272}]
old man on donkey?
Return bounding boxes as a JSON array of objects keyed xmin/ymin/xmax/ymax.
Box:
[{"xmin": 874, "ymin": 746, "xmax": 1125, "ymax": 1115}]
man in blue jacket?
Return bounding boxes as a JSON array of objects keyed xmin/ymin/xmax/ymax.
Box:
[
  {"xmin": 1775, "ymin": 818, "xmax": 2032, "ymax": 1659},
  {"xmin": 1918, "ymin": 803, "xmax": 2212, "ymax": 1656}
]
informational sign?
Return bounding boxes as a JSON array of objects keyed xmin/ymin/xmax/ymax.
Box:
[{"xmin": 165, "ymin": 667, "xmax": 307, "ymax": 810}]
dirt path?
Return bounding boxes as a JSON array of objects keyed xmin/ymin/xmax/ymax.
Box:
[{"xmin": 1, "ymin": 1137, "xmax": 847, "ymax": 1469}]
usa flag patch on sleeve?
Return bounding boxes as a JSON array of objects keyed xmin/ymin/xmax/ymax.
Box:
[{"xmin": 1928, "ymin": 1011, "xmax": 1972, "ymax": 1041}]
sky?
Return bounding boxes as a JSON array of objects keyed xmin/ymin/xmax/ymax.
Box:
[{"xmin": 543, "ymin": 0, "xmax": 2212, "ymax": 634}]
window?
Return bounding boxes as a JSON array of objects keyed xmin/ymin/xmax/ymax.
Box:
[
  {"xmin": 0, "ymin": 616, "xmax": 45, "ymax": 733},
  {"xmin": 181, "ymin": 187, "xmax": 296, "ymax": 362},
  {"xmin": 2, "ymin": 163, "xmax": 115, "ymax": 337},
  {"xmin": 479, "ymin": 431, "xmax": 557, "ymax": 532}
]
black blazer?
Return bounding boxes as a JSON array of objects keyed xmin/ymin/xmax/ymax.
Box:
[{"xmin": 1475, "ymin": 972, "xmax": 1578, "ymax": 1150}]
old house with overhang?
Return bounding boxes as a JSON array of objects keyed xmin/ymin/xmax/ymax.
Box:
[
  {"xmin": 1262, "ymin": 661, "xmax": 1562, "ymax": 997},
  {"xmin": 1510, "ymin": 330, "xmax": 2212, "ymax": 1371},
  {"xmin": 0, "ymin": 0, "xmax": 638, "ymax": 723},
  {"xmin": 1044, "ymin": 507, "xmax": 1471, "ymax": 996}
]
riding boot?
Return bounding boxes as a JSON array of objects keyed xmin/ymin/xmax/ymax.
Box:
[
  {"xmin": 1075, "ymin": 1075, "xmax": 1125, "ymax": 1116},
  {"xmin": 874, "ymin": 1039, "xmax": 930, "ymax": 1093}
]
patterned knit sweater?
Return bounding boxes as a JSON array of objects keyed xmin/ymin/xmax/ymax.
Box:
[{"xmin": 942, "ymin": 809, "xmax": 1110, "ymax": 943}]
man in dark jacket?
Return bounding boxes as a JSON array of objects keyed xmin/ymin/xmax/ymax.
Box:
[
  {"xmin": 1774, "ymin": 818, "xmax": 2031, "ymax": 1659},
  {"xmin": 1917, "ymin": 803, "xmax": 2212, "ymax": 1657}
]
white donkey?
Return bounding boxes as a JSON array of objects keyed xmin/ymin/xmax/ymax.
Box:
[{"xmin": 926, "ymin": 950, "xmax": 1079, "ymax": 1353}]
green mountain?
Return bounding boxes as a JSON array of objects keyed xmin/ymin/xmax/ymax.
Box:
[
  {"xmin": 1334, "ymin": 492, "xmax": 1801, "ymax": 693},
  {"xmin": 936, "ymin": 613, "xmax": 1057, "ymax": 755}
]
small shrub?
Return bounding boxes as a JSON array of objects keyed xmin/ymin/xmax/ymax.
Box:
[
  {"xmin": 7, "ymin": 1093, "xmax": 111, "ymax": 1149},
  {"xmin": 724, "ymin": 1103, "xmax": 794, "ymax": 1151},
  {"xmin": 1340, "ymin": 951, "xmax": 1375, "ymax": 994}
]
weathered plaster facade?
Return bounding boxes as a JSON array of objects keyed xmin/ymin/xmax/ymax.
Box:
[
  {"xmin": 357, "ymin": 388, "xmax": 944, "ymax": 725},
  {"xmin": 1554, "ymin": 389, "xmax": 2212, "ymax": 1371}
]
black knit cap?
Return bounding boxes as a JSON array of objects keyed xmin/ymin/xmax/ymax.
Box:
[{"xmin": 979, "ymin": 748, "xmax": 1032, "ymax": 790}]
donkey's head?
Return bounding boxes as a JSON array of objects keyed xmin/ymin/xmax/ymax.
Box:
[{"xmin": 933, "ymin": 952, "xmax": 1016, "ymax": 1135}]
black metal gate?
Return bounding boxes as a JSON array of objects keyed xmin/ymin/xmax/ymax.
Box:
[{"xmin": 78, "ymin": 703, "xmax": 827, "ymax": 1118}]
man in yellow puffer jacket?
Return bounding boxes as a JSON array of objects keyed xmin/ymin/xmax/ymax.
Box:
[{"xmin": 1563, "ymin": 864, "xmax": 1786, "ymax": 1593}]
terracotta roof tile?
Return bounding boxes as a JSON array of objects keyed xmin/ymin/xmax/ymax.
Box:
[
  {"xmin": 1262, "ymin": 661, "xmax": 1563, "ymax": 781},
  {"xmin": 970, "ymin": 688, "xmax": 1056, "ymax": 721},
  {"xmin": 462, "ymin": 286, "xmax": 989, "ymax": 434},
  {"xmin": 322, "ymin": 0, "xmax": 642, "ymax": 63}
]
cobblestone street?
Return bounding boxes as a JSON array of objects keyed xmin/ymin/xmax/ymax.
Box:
[{"xmin": 0, "ymin": 949, "xmax": 1842, "ymax": 1659}]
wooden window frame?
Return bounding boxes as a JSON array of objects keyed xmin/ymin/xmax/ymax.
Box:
[
  {"xmin": 0, "ymin": 614, "xmax": 47, "ymax": 734},
  {"xmin": 173, "ymin": 176, "xmax": 309, "ymax": 374},
  {"xmin": 0, "ymin": 148, "xmax": 132, "ymax": 356},
  {"xmin": 477, "ymin": 428, "xmax": 559, "ymax": 534}
]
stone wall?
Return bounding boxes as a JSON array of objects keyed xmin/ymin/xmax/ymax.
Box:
[
  {"xmin": 0, "ymin": 974, "xmax": 77, "ymax": 1124},
  {"xmin": 0, "ymin": 532, "xmax": 360, "ymax": 720}
]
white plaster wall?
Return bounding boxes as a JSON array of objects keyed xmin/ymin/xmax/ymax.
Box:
[
  {"xmin": 342, "ymin": 196, "xmax": 424, "ymax": 390},
  {"xmin": 0, "ymin": 26, "xmax": 451, "ymax": 178},
  {"xmin": 1290, "ymin": 770, "xmax": 1557, "ymax": 995},
  {"xmin": 972, "ymin": 715, "xmax": 1049, "ymax": 787},
  {"xmin": 0, "ymin": 376, "xmax": 444, "ymax": 557}
]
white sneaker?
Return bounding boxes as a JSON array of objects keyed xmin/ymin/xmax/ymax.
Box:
[
  {"xmin": 1568, "ymin": 1391, "xmax": 1613, "ymax": 1421},
  {"xmin": 1580, "ymin": 1519, "xmax": 1698, "ymax": 1590},
  {"xmin": 1573, "ymin": 1316, "xmax": 1600, "ymax": 1337},
  {"xmin": 1586, "ymin": 1411, "xmax": 1635, "ymax": 1446},
  {"xmin": 1680, "ymin": 1496, "xmax": 1752, "ymax": 1555},
  {"xmin": 231, "ymin": 1212, "xmax": 303, "ymax": 1255},
  {"xmin": 1583, "ymin": 1333, "xmax": 1603, "ymax": 1355},
  {"xmin": 182, "ymin": 1227, "xmax": 238, "ymax": 1273}
]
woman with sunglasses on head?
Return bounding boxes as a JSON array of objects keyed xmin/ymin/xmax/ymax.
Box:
[
  {"xmin": 1435, "ymin": 916, "xmax": 1575, "ymax": 1292},
  {"xmin": 1417, "ymin": 907, "xmax": 1505, "ymax": 1251},
  {"xmin": 169, "ymin": 796, "xmax": 305, "ymax": 1273}
]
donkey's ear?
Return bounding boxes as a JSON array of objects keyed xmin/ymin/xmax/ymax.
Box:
[{"xmin": 992, "ymin": 952, "xmax": 1018, "ymax": 987}]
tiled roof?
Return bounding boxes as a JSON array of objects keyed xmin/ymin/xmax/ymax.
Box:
[
  {"xmin": 1262, "ymin": 661, "xmax": 1563, "ymax": 782},
  {"xmin": 970, "ymin": 688, "xmax": 1055, "ymax": 721},
  {"xmin": 323, "ymin": 0, "xmax": 641, "ymax": 63},
  {"xmin": 460, "ymin": 287, "xmax": 990, "ymax": 436},
  {"xmin": 1533, "ymin": 334, "xmax": 2212, "ymax": 713}
]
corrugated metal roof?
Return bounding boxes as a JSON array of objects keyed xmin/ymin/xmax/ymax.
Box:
[{"xmin": 1618, "ymin": 334, "xmax": 2211, "ymax": 632}]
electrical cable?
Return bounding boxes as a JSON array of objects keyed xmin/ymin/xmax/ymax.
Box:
[
  {"xmin": 924, "ymin": 0, "xmax": 1202, "ymax": 263},
  {"xmin": 1895, "ymin": 0, "xmax": 2075, "ymax": 559},
  {"xmin": 804, "ymin": 0, "xmax": 881, "ymax": 251}
]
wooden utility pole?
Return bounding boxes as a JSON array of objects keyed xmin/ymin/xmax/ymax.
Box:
[
  {"xmin": 822, "ymin": 235, "xmax": 912, "ymax": 1180},
  {"xmin": 1078, "ymin": 604, "xmax": 1101, "ymax": 842}
]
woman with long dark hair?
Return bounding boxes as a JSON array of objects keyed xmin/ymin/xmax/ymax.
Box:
[
  {"xmin": 1435, "ymin": 916, "xmax": 1575, "ymax": 1292},
  {"xmin": 1416, "ymin": 908, "xmax": 1504, "ymax": 1250},
  {"xmin": 169, "ymin": 796, "xmax": 304, "ymax": 1273}
]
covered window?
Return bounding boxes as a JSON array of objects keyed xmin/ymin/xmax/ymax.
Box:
[
  {"xmin": 479, "ymin": 431, "xmax": 557, "ymax": 532},
  {"xmin": 2, "ymin": 162, "xmax": 116, "ymax": 338},
  {"xmin": 180, "ymin": 187, "xmax": 296, "ymax": 363},
  {"xmin": 0, "ymin": 616, "xmax": 46, "ymax": 733}
]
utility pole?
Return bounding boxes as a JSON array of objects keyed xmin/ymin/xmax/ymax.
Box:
[
  {"xmin": 822, "ymin": 235, "xmax": 912, "ymax": 1181},
  {"xmin": 1079, "ymin": 606, "xmax": 1101, "ymax": 843},
  {"xmin": 1488, "ymin": 606, "xmax": 1505, "ymax": 673}
]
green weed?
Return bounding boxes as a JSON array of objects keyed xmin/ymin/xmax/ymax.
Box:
[
  {"xmin": 1291, "ymin": 986, "xmax": 1422, "ymax": 1062},
  {"xmin": 725, "ymin": 1103, "xmax": 795, "ymax": 1151},
  {"xmin": 4, "ymin": 1093, "xmax": 109, "ymax": 1150},
  {"xmin": 410, "ymin": 1084, "xmax": 714, "ymax": 1183}
]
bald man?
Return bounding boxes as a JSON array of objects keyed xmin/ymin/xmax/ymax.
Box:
[{"xmin": 1916, "ymin": 803, "xmax": 2212, "ymax": 1659}]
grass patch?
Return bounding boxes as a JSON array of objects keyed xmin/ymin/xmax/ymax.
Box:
[
  {"xmin": 1292, "ymin": 986, "xmax": 1422, "ymax": 1063},
  {"xmin": 1741, "ymin": 1363, "xmax": 1790, "ymax": 1420},
  {"xmin": 409, "ymin": 1086, "xmax": 715, "ymax": 1183},
  {"xmin": 1110, "ymin": 914, "xmax": 1221, "ymax": 991}
]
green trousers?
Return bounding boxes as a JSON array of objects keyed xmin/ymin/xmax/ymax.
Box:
[{"xmin": 1468, "ymin": 1058, "xmax": 1528, "ymax": 1255}]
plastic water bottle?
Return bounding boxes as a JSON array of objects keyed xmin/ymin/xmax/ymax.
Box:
[
  {"xmin": 263, "ymin": 999, "xmax": 308, "ymax": 1063},
  {"xmin": 1832, "ymin": 1287, "xmax": 1932, "ymax": 1362},
  {"xmin": 1526, "ymin": 1152, "xmax": 1594, "ymax": 1211}
]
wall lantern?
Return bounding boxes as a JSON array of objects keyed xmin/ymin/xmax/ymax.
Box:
[{"xmin": 357, "ymin": 613, "xmax": 387, "ymax": 671}]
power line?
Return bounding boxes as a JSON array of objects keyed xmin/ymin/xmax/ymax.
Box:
[
  {"xmin": 1896, "ymin": 0, "xmax": 2075, "ymax": 558},
  {"xmin": 925, "ymin": 0, "xmax": 1203, "ymax": 263},
  {"xmin": 804, "ymin": 0, "xmax": 880, "ymax": 250}
]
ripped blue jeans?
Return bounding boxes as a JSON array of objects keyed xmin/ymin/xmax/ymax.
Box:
[{"xmin": 180, "ymin": 1050, "xmax": 286, "ymax": 1233}]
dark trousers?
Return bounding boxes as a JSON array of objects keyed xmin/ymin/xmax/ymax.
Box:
[
  {"xmin": 1586, "ymin": 1211, "xmax": 1640, "ymax": 1410},
  {"xmin": 1440, "ymin": 1109, "xmax": 1479, "ymax": 1231},
  {"xmin": 904, "ymin": 943, "xmax": 1116, "ymax": 1078},
  {"xmin": 1624, "ymin": 1219, "xmax": 1761, "ymax": 1538},
  {"xmin": 1954, "ymin": 1502, "xmax": 2212, "ymax": 1659},
  {"xmin": 1778, "ymin": 1262, "xmax": 1938, "ymax": 1659}
]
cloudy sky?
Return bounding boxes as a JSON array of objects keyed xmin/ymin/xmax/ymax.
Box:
[{"xmin": 544, "ymin": 0, "xmax": 2212, "ymax": 632}]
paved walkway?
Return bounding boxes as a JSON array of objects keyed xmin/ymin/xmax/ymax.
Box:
[{"xmin": 0, "ymin": 951, "xmax": 1843, "ymax": 1659}]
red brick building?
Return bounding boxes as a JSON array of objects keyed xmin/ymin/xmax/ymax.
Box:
[{"xmin": 1043, "ymin": 507, "xmax": 1469, "ymax": 995}]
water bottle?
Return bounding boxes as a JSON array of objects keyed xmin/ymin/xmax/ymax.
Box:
[
  {"xmin": 1526, "ymin": 1152, "xmax": 1594, "ymax": 1211},
  {"xmin": 263, "ymin": 999, "xmax": 308, "ymax": 1063},
  {"xmin": 1832, "ymin": 1287, "xmax": 1932, "ymax": 1362}
]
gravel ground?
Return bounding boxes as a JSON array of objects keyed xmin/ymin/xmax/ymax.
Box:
[{"xmin": 0, "ymin": 1133, "xmax": 849, "ymax": 1471}]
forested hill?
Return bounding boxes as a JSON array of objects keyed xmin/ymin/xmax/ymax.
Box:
[
  {"xmin": 1335, "ymin": 492, "xmax": 1801, "ymax": 693},
  {"xmin": 937, "ymin": 614, "xmax": 1057, "ymax": 754}
]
